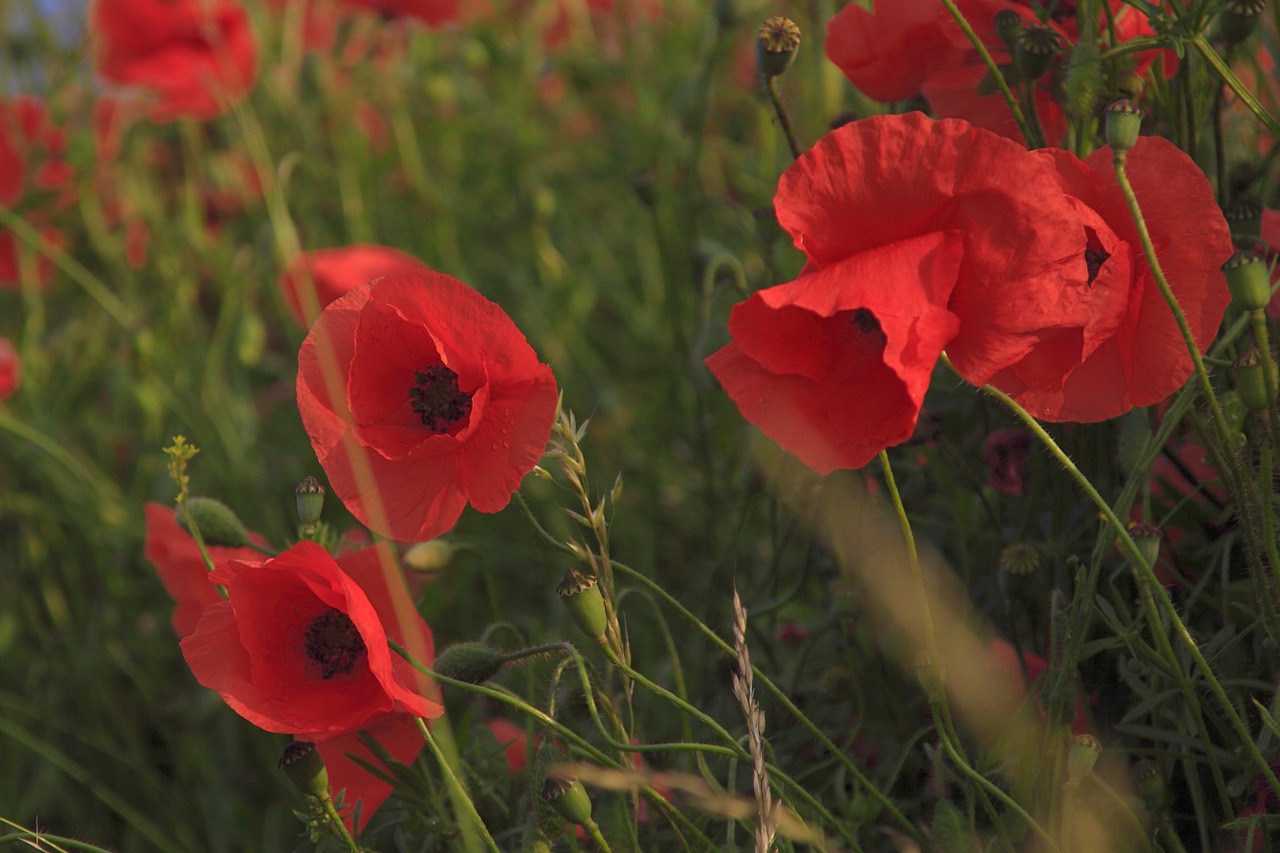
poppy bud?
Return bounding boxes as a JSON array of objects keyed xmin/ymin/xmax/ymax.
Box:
[
  {"xmin": 557, "ymin": 568, "xmax": 608, "ymax": 645},
  {"xmin": 294, "ymin": 476, "xmax": 325, "ymax": 531},
  {"xmin": 522, "ymin": 824, "xmax": 555, "ymax": 853},
  {"xmin": 1127, "ymin": 522, "xmax": 1162, "ymax": 569},
  {"xmin": 1222, "ymin": 250, "xmax": 1272, "ymax": 312},
  {"xmin": 542, "ymin": 775, "xmax": 594, "ymax": 826},
  {"xmin": 279, "ymin": 740, "xmax": 330, "ymax": 800},
  {"xmin": 178, "ymin": 497, "xmax": 249, "ymax": 547},
  {"xmin": 1116, "ymin": 70, "xmax": 1145, "ymax": 99},
  {"xmin": 756, "ymin": 17, "xmax": 801, "ymax": 79},
  {"xmin": 1016, "ymin": 24, "xmax": 1061, "ymax": 80},
  {"xmin": 994, "ymin": 9, "xmax": 1022, "ymax": 48},
  {"xmin": 1105, "ymin": 99, "xmax": 1142, "ymax": 152},
  {"xmin": 1218, "ymin": 0, "xmax": 1265, "ymax": 46},
  {"xmin": 1067, "ymin": 733, "xmax": 1101, "ymax": 786},
  {"xmin": 434, "ymin": 641, "xmax": 506, "ymax": 684},
  {"xmin": 1225, "ymin": 195, "xmax": 1262, "ymax": 243},
  {"xmin": 1232, "ymin": 350, "xmax": 1275, "ymax": 413}
]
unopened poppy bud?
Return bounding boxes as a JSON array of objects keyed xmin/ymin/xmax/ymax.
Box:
[
  {"xmin": 542, "ymin": 775, "xmax": 594, "ymax": 826},
  {"xmin": 1127, "ymin": 522, "xmax": 1162, "ymax": 568},
  {"xmin": 434, "ymin": 641, "xmax": 506, "ymax": 684},
  {"xmin": 1225, "ymin": 195, "xmax": 1262, "ymax": 242},
  {"xmin": 756, "ymin": 17, "xmax": 801, "ymax": 79},
  {"xmin": 1067, "ymin": 734, "xmax": 1102, "ymax": 785},
  {"xmin": 557, "ymin": 568, "xmax": 607, "ymax": 645},
  {"xmin": 178, "ymin": 497, "xmax": 249, "ymax": 547},
  {"xmin": 1016, "ymin": 24, "xmax": 1061, "ymax": 79},
  {"xmin": 403, "ymin": 539, "xmax": 458, "ymax": 574},
  {"xmin": 994, "ymin": 9, "xmax": 1023, "ymax": 47},
  {"xmin": 1219, "ymin": 0, "xmax": 1265, "ymax": 46},
  {"xmin": 1132, "ymin": 759, "xmax": 1164, "ymax": 801},
  {"xmin": 294, "ymin": 477, "xmax": 325, "ymax": 529},
  {"xmin": 1233, "ymin": 350, "xmax": 1276, "ymax": 413},
  {"xmin": 1117, "ymin": 70, "xmax": 1145, "ymax": 99},
  {"xmin": 1105, "ymin": 99, "xmax": 1142, "ymax": 152},
  {"xmin": 999, "ymin": 542, "xmax": 1040, "ymax": 576},
  {"xmin": 279, "ymin": 740, "xmax": 330, "ymax": 799},
  {"xmin": 1222, "ymin": 250, "xmax": 1272, "ymax": 311},
  {"xmin": 522, "ymin": 824, "xmax": 555, "ymax": 853}
]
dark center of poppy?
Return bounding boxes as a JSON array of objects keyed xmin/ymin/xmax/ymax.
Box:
[
  {"xmin": 850, "ymin": 308, "xmax": 888, "ymax": 349},
  {"xmin": 1083, "ymin": 227, "xmax": 1111, "ymax": 285},
  {"xmin": 409, "ymin": 365, "xmax": 473, "ymax": 434},
  {"xmin": 303, "ymin": 608, "xmax": 366, "ymax": 679}
]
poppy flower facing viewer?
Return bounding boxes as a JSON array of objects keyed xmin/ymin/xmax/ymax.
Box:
[
  {"xmin": 279, "ymin": 244, "xmax": 427, "ymax": 327},
  {"xmin": 92, "ymin": 0, "xmax": 259, "ymax": 122},
  {"xmin": 297, "ymin": 270, "xmax": 558, "ymax": 541}
]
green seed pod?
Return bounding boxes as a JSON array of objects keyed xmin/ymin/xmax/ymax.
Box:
[
  {"xmin": 542, "ymin": 776, "xmax": 594, "ymax": 827},
  {"xmin": 434, "ymin": 642, "xmax": 506, "ymax": 684},
  {"xmin": 1016, "ymin": 24, "xmax": 1061, "ymax": 79},
  {"xmin": 294, "ymin": 476, "xmax": 325, "ymax": 529},
  {"xmin": 1233, "ymin": 349, "xmax": 1276, "ymax": 413},
  {"xmin": 1219, "ymin": 0, "xmax": 1266, "ymax": 46},
  {"xmin": 1127, "ymin": 523, "xmax": 1162, "ymax": 570},
  {"xmin": 999, "ymin": 542, "xmax": 1040, "ymax": 577},
  {"xmin": 755, "ymin": 17, "xmax": 801, "ymax": 79},
  {"xmin": 279, "ymin": 740, "xmax": 329, "ymax": 799},
  {"xmin": 178, "ymin": 497, "xmax": 249, "ymax": 547},
  {"xmin": 557, "ymin": 569, "xmax": 607, "ymax": 644},
  {"xmin": 1222, "ymin": 250, "xmax": 1272, "ymax": 312},
  {"xmin": 994, "ymin": 9, "xmax": 1023, "ymax": 48},
  {"xmin": 1104, "ymin": 99, "xmax": 1142, "ymax": 152},
  {"xmin": 1225, "ymin": 195, "xmax": 1263, "ymax": 243},
  {"xmin": 1067, "ymin": 733, "xmax": 1102, "ymax": 785}
]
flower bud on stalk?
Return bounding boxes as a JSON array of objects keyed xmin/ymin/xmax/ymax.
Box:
[
  {"xmin": 434, "ymin": 641, "xmax": 506, "ymax": 684},
  {"xmin": 756, "ymin": 17, "xmax": 801, "ymax": 79},
  {"xmin": 1222, "ymin": 251, "xmax": 1272, "ymax": 312},
  {"xmin": 294, "ymin": 476, "xmax": 325, "ymax": 538},
  {"xmin": 279, "ymin": 740, "xmax": 330, "ymax": 800},
  {"xmin": 1233, "ymin": 349, "xmax": 1277, "ymax": 413},
  {"xmin": 178, "ymin": 497, "xmax": 249, "ymax": 547},
  {"xmin": 557, "ymin": 568, "xmax": 608, "ymax": 646},
  {"xmin": 1105, "ymin": 99, "xmax": 1142, "ymax": 153}
]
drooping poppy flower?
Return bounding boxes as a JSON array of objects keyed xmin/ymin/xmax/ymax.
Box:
[
  {"xmin": 0, "ymin": 337, "xmax": 19, "ymax": 401},
  {"xmin": 143, "ymin": 501, "xmax": 266, "ymax": 638},
  {"xmin": 977, "ymin": 138, "xmax": 1232, "ymax": 421},
  {"xmin": 91, "ymin": 0, "xmax": 259, "ymax": 122},
  {"xmin": 708, "ymin": 113, "xmax": 1090, "ymax": 471},
  {"xmin": 297, "ymin": 270, "xmax": 558, "ymax": 542},
  {"xmin": 279, "ymin": 245, "xmax": 426, "ymax": 327},
  {"xmin": 181, "ymin": 540, "xmax": 442, "ymax": 739}
]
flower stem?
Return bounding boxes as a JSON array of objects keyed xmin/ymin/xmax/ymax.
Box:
[
  {"xmin": 939, "ymin": 0, "xmax": 1041, "ymax": 147},
  {"xmin": 319, "ymin": 794, "xmax": 362, "ymax": 853},
  {"xmin": 415, "ymin": 719, "xmax": 502, "ymax": 853},
  {"xmin": 765, "ymin": 76, "xmax": 801, "ymax": 160}
]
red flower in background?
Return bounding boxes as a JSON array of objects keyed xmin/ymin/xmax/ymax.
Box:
[
  {"xmin": 983, "ymin": 428, "xmax": 1031, "ymax": 495},
  {"xmin": 297, "ymin": 271, "xmax": 558, "ymax": 542},
  {"xmin": 280, "ymin": 245, "xmax": 426, "ymax": 327},
  {"xmin": 143, "ymin": 501, "xmax": 266, "ymax": 638},
  {"xmin": 0, "ymin": 97, "xmax": 72, "ymax": 289},
  {"xmin": 484, "ymin": 718, "xmax": 529, "ymax": 774},
  {"xmin": 339, "ymin": 0, "xmax": 458, "ymax": 25},
  {"xmin": 979, "ymin": 138, "xmax": 1232, "ymax": 421},
  {"xmin": 0, "ymin": 337, "xmax": 19, "ymax": 401},
  {"xmin": 983, "ymin": 638, "xmax": 1090, "ymax": 735},
  {"xmin": 181, "ymin": 540, "xmax": 442, "ymax": 736},
  {"xmin": 92, "ymin": 0, "xmax": 259, "ymax": 122}
]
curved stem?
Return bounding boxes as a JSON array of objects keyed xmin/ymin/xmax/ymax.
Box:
[{"xmin": 939, "ymin": 0, "xmax": 1040, "ymax": 147}]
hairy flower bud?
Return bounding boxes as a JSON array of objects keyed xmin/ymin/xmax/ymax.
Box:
[
  {"xmin": 178, "ymin": 497, "xmax": 249, "ymax": 547},
  {"xmin": 434, "ymin": 641, "xmax": 506, "ymax": 684}
]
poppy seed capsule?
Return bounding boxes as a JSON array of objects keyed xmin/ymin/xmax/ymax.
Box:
[
  {"xmin": 1016, "ymin": 24, "xmax": 1061, "ymax": 79},
  {"xmin": 1219, "ymin": 0, "xmax": 1266, "ymax": 46},
  {"xmin": 1127, "ymin": 523, "xmax": 1162, "ymax": 569},
  {"xmin": 1067, "ymin": 734, "xmax": 1102, "ymax": 785},
  {"xmin": 279, "ymin": 740, "xmax": 330, "ymax": 799},
  {"xmin": 557, "ymin": 569, "xmax": 607, "ymax": 644},
  {"xmin": 994, "ymin": 9, "xmax": 1022, "ymax": 47},
  {"xmin": 1232, "ymin": 350, "xmax": 1276, "ymax": 413},
  {"xmin": 1224, "ymin": 195, "xmax": 1262, "ymax": 242},
  {"xmin": 1105, "ymin": 99, "xmax": 1142, "ymax": 152},
  {"xmin": 434, "ymin": 641, "xmax": 505, "ymax": 684},
  {"xmin": 1222, "ymin": 251, "xmax": 1272, "ymax": 312},
  {"xmin": 542, "ymin": 775, "xmax": 594, "ymax": 826},
  {"xmin": 178, "ymin": 497, "xmax": 249, "ymax": 547},
  {"xmin": 756, "ymin": 17, "xmax": 800, "ymax": 79},
  {"xmin": 294, "ymin": 476, "xmax": 325, "ymax": 528}
]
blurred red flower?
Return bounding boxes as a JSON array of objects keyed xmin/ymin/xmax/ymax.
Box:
[
  {"xmin": 708, "ymin": 114, "xmax": 1087, "ymax": 470},
  {"xmin": 983, "ymin": 637, "xmax": 1090, "ymax": 735},
  {"xmin": 91, "ymin": 0, "xmax": 259, "ymax": 122},
  {"xmin": 0, "ymin": 337, "xmax": 19, "ymax": 401},
  {"xmin": 0, "ymin": 97, "xmax": 72, "ymax": 289},
  {"xmin": 280, "ymin": 245, "xmax": 426, "ymax": 327},
  {"xmin": 143, "ymin": 501, "xmax": 266, "ymax": 638},
  {"xmin": 983, "ymin": 428, "xmax": 1031, "ymax": 496},
  {"xmin": 339, "ymin": 0, "xmax": 458, "ymax": 25},
  {"xmin": 979, "ymin": 138, "xmax": 1232, "ymax": 421},
  {"xmin": 484, "ymin": 718, "xmax": 529, "ymax": 774},
  {"xmin": 297, "ymin": 270, "xmax": 558, "ymax": 541},
  {"xmin": 181, "ymin": 540, "xmax": 442, "ymax": 737}
]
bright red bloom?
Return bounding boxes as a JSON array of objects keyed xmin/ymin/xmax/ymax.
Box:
[
  {"xmin": 143, "ymin": 501, "xmax": 266, "ymax": 638},
  {"xmin": 92, "ymin": 0, "xmax": 259, "ymax": 122},
  {"xmin": 708, "ymin": 114, "xmax": 1088, "ymax": 470},
  {"xmin": 0, "ymin": 337, "xmax": 18, "ymax": 402},
  {"xmin": 297, "ymin": 271, "xmax": 558, "ymax": 541},
  {"xmin": 979, "ymin": 139, "xmax": 1232, "ymax": 421},
  {"xmin": 280, "ymin": 245, "xmax": 426, "ymax": 327},
  {"xmin": 181, "ymin": 540, "xmax": 442, "ymax": 738}
]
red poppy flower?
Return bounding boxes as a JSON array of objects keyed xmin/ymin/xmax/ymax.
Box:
[
  {"xmin": 983, "ymin": 637, "xmax": 1090, "ymax": 735},
  {"xmin": 280, "ymin": 245, "xmax": 426, "ymax": 327},
  {"xmin": 978, "ymin": 138, "xmax": 1232, "ymax": 421},
  {"xmin": 0, "ymin": 337, "xmax": 18, "ymax": 401},
  {"xmin": 181, "ymin": 540, "xmax": 442, "ymax": 738},
  {"xmin": 297, "ymin": 270, "xmax": 558, "ymax": 541},
  {"xmin": 484, "ymin": 718, "xmax": 529, "ymax": 774},
  {"xmin": 143, "ymin": 501, "xmax": 266, "ymax": 638},
  {"xmin": 92, "ymin": 0, "xmax": 259, "ymax": 122},
  {"xmin": 338, "ymin": 0, "xmax": 458, "ymax": 25},
  {"xmin": 314, "ymin": 713, "xmax": 425, "ymax": 829}
]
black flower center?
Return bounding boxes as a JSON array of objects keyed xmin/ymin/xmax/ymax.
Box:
[
  {"xmin": 303, "ymin": 608, "xmax": 365, "ymax": 679},
  {"xmin": 1083, "ymin": 227, "xmax": 1111, "ymax": 285},
  {"xmin": 409, "ymin": 365, "xmax": 473, "ymax": 434},
  {"xmin": 850, "ymin": 308, "xmax": 887, "ymax": 349}
]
